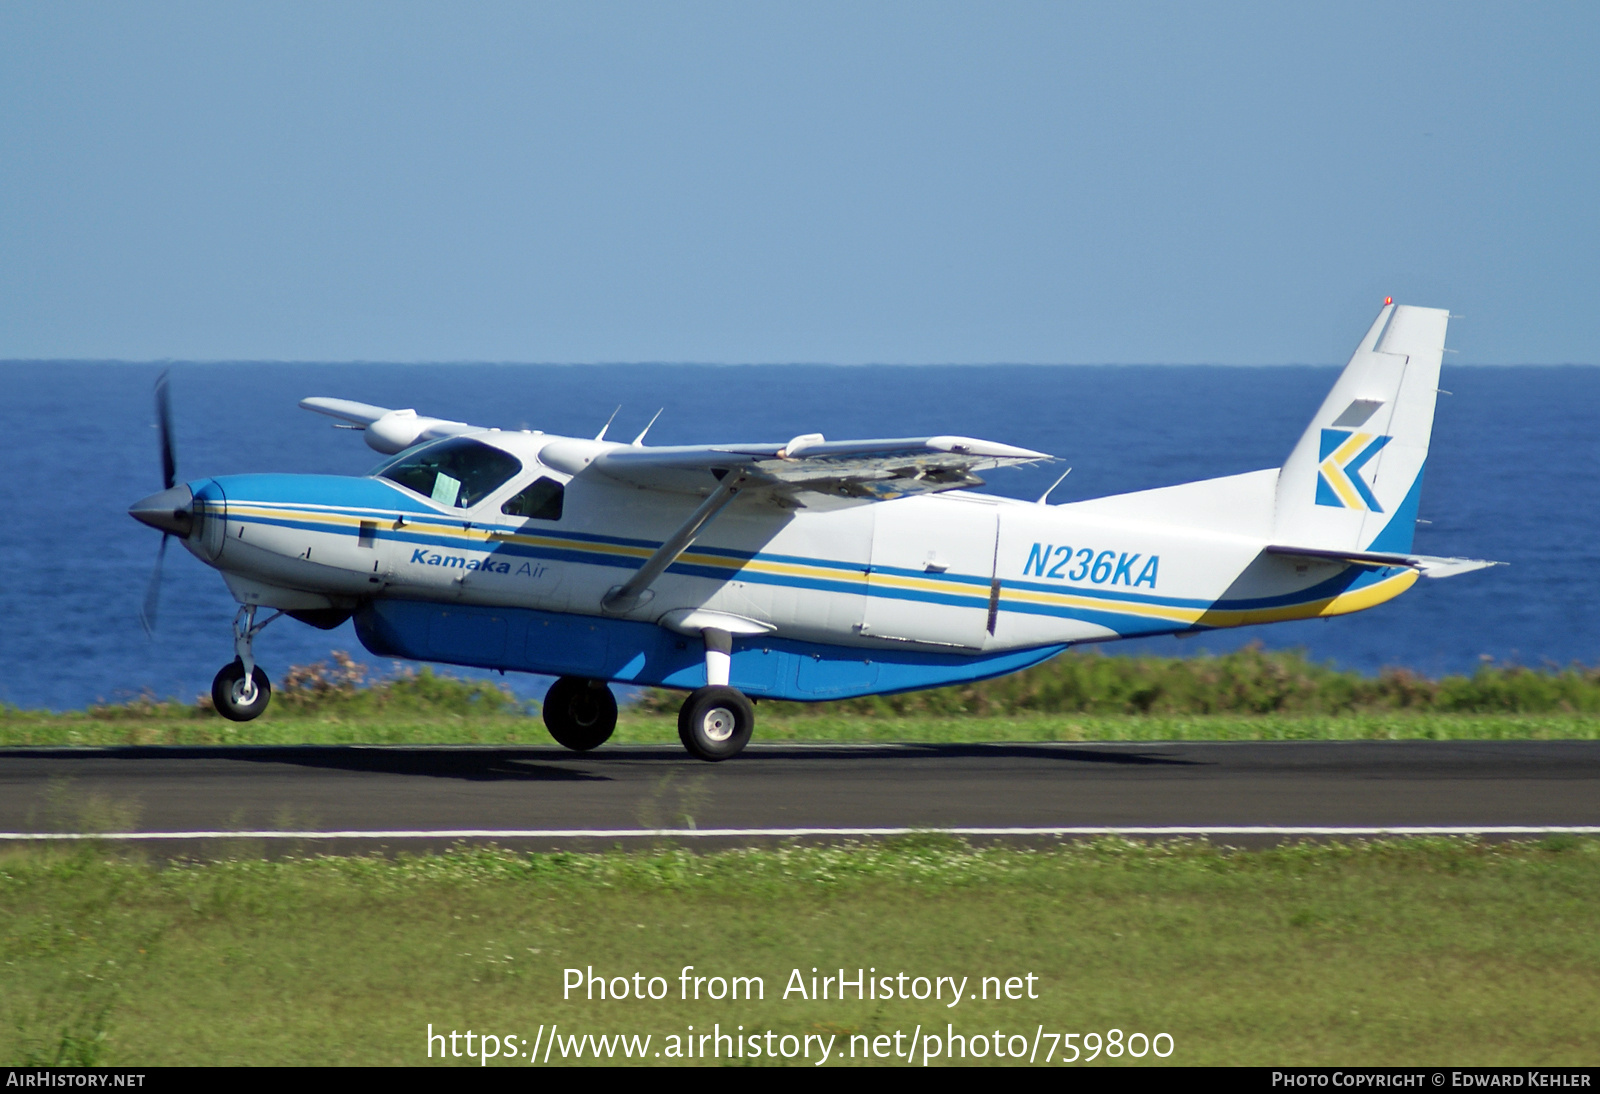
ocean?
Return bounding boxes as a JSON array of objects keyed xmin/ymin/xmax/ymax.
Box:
[{"xmin": 1, "ymin": 361, "xmax": 1594, "ymax": 711}]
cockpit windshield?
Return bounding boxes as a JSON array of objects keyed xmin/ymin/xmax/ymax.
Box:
[{"xmin": 374, "ymin": 437, "xmax": 522, "ymax": 508}]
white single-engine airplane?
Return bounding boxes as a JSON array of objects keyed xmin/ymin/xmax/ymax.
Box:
[{"xmin": 131, "ymin": 302, "xmax": 1498, "ymax": 760}]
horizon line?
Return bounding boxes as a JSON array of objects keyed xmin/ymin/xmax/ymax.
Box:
[{"xmin": 2, "ymin": 358, "xmax": 1596, "ymax": 369}]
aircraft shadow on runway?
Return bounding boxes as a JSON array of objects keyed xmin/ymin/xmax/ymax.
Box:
[
  {"xmin": 0, "ymin": 742, "xmax": 1201, "ymax": 778},
  {"xmin": 234, "ymin": 742, "xmax": 1205, "ymax": 771},
  {"xmin": 0, "ymin": 746, "xmax": 612, "ymax": 783},
  {"xmin": 239, "ymin": 748, "xmax": 616, "ymax": 782}
]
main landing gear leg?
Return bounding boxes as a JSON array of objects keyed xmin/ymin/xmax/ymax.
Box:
[
  {"xmin": 678, "ymin": 628, "xmax": 755, "ymax": 762},
  {"xmin": 211, "ymin": 606, "xmax": 282, "ymax": 722}
]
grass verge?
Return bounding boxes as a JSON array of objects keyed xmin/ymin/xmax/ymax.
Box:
[
  {"xmin": 9, "ymin": 647, "xmax": 1600, "ymax": 747},
  {"xmin": 2, "ymin": 838, "xmax": 1595, "ymax": 1066},
  {"xmin": 2, "ymin": 710, "xmax": 1597, "ymax": 747}
]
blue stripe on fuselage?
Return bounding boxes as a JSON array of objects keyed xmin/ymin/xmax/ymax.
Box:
[{"xmin": 215, "ymin": 474, "xmax": 1402, "ymax": 633}]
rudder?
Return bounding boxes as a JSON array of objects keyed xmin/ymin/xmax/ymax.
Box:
[{"xmin": 1274, "ymin": 302, "xmax": 1449, "ymax": 554}]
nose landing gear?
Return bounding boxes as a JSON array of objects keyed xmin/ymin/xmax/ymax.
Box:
[{"xmin": 211, "ymin": 606, "xmax": 282, "ymax": 722}]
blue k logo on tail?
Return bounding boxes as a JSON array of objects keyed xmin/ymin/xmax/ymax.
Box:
[{"xmin": 1315, "ymin": 428, "xmax": 1391, "ymax": 512}]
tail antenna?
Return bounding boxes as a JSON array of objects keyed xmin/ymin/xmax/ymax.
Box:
[{"xmin": 594, "ymin": 406, "xmax": 621, "ymax": 442}]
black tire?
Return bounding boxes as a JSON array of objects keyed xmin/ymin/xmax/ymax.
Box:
[
  {"xmin": 211, "ymin": 659, "xmax": 271, "ymax": 722},
  {"xmin": 542, "ymin": 676, "xmax": 618, "ymax": 751},
  {"xmin": 677, "ymin": 685, "xmax": 755, "ymax": 761}
]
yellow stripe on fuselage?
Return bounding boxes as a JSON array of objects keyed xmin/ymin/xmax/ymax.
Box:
[
  {"xmin": 223, "ymin": 502, "xmax": 866, "ymax": 584},
  {"xmin": 226, "ymin": 504, "xmax": 475, "ymax": 538},
  {"xmin": 1001, "ymin": 568, "xmax": 1417, "ymax": 631},
  {"xmin": 224, "ymin": 501, "xmax": 1418, "ymax": 633},
  {"xmin": 1194, "ymin": 568, "xmax": 1417, "ymax": 626},
  {"xmin": 678, "ymin": 548, "xmax": 862, "ymax": 585},
  {"xmin": 1003, "ymin": 586, "xmax": 1203, "ymax": 626}
]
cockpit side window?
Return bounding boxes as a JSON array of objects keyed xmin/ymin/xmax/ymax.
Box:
[
  {"xmin": 375, "ymin": 438, "xmax": 522, "ymax": 508},
  {"xmin": 501, "ymin": 476, "xmax": 564, "ymax": 521}
]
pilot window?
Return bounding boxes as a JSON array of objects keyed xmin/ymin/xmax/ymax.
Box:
[
  {"xmin": 501, "ymin": 476, "xmax": 564, "ymax": 521},
  {"xmin": 375, "ymin": 438, "xmax": 522, "ymax": 508}
]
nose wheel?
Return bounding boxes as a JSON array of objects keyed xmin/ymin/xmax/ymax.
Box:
[
  {"xmin": 212, "ymin": 659, "xmax": 272, "ymax": 721},
  {"xmin": 209, "ymin": 605, "xmax": 281, "ymax": 722}
]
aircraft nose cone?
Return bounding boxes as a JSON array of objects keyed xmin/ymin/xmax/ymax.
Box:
[{"xmin": 129, "ymin": 484, "xmax": 195, "ymax": 537}]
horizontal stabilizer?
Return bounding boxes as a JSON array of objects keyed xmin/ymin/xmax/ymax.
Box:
[
  {"xmin": 1264, "ymin": 544, "xmax": 1503, "ymax": 579},
  {"xmin": 1407, "ymin": 554, "xmax": 1505, "ymax": 579}
]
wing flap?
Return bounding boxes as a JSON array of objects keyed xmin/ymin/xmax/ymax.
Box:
[{"xmin": 590, "ymin": 435, "xmax": 1049, "ymax": 499}]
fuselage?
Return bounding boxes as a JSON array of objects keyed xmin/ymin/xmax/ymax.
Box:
[{"xmin": 164, "ymin": 427, "xmax": 1416, "ymax": 701}]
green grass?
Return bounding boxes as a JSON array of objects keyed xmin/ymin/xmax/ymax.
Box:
[
  {"xmin": 6, "ymin": 652, "xmax": 1592, "ymax": 1067},
  {"xmin": 2, "ymin": 709, "xmax": 1596, "ymax": 748},
  {"xmin": 632, "ymin": 711, "xmax": 1600, "ymax": 744},
  {"xmin": 3, "ymin": 838, "xmax": 1597, "ymax": 1066},
  {"xmin": 642, "ymin": 644, "xmax": 1600, "ymax": 717},
  {"xmin": 7, "ymin": 646, "xmax": 1600, "ymax": 749}
]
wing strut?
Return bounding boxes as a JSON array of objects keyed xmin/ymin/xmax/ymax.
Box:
[{"xmin": 601, "ymin": 472, "xmax": 750, "ymax": 613}]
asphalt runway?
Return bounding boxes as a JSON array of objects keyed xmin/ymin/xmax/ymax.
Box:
[{"xmin": 1, "ymin": 740, "xmax": 1597, "ymax": 851}]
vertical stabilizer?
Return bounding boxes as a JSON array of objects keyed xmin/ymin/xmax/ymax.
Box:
[{"xmin": 1274, "ymin": 303, "xmax": 1448, "ymax": 553}]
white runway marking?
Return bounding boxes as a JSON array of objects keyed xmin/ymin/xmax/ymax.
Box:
[{"xmin": 2, "ymin": 825, "xmax": 1598, "ymax": 840}]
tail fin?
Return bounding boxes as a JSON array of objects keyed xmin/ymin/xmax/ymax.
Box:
[{"xmin": 1274, "ymin": 302, "xmax": 1448, "ymax": 554}]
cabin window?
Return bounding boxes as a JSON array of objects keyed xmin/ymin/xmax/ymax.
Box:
[
  {"xmin": 501, "ymin": 476, "xmax": 564, "ymax": 521},
  {"xmin": 375, "ymin": 438, "xmax": 522, "ymax": 508}
]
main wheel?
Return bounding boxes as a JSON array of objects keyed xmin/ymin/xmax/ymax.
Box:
[
  {"xmin": 677, "ymin": 685, "xmax": 755, "ymax": 762},
  {"xmin": 212, "ymin": 659, "xmax": 271, "ymax": 722},
  {"xmin": 542, "ymin": 676, "xmax": 617, "ymax": 751}
]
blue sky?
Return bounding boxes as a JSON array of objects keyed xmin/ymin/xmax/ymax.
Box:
[{"xmin": 2, "ymin": 2, "xmax": 1596, "ymax": 364}]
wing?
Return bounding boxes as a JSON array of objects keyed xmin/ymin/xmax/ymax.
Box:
[
  {"xmin": 303, "ymin": 396, "xmax": 1050, "ymax": 499},
  {"xmin": 300, "ymin": 397, "xmax": 478, "ymax": 454},
  {"xmin": 583, "ymin": 433, "xmax": 1050, "ymax": 500},
  {"xmin": 575, "ymin": 432, "xmax": 1049, "ymax": 612}
]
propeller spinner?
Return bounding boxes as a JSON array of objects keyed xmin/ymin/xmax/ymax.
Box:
[{"xmin": 130, "ymin": 370, "xmax": 195, "ymax": 634}]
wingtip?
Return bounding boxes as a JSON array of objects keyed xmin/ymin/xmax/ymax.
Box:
[{"xmin": 926, "ymin": 435, "xmax": 1051, "ymax": 460}]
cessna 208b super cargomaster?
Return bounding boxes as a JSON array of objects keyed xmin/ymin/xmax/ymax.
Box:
[{"xmin": 130, "ymin": 302, "xmax": 1497, "ymax": 760}]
